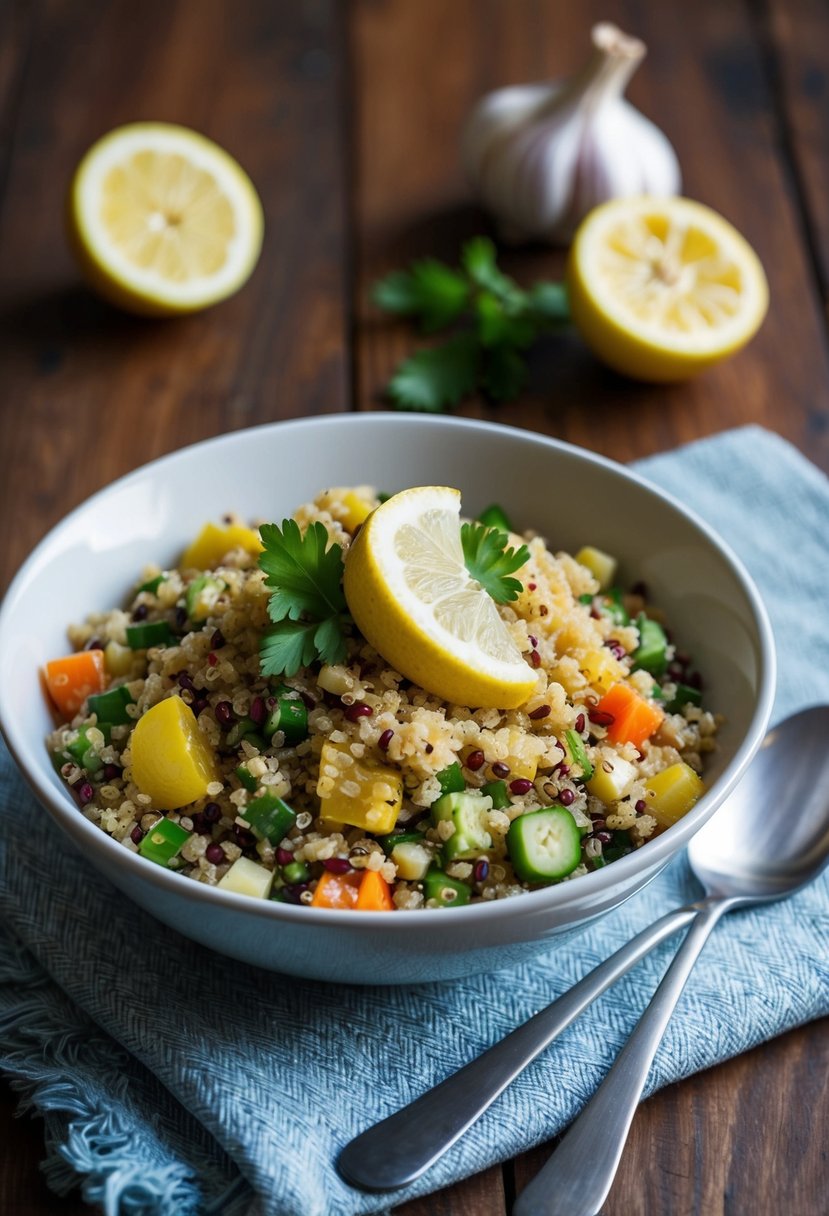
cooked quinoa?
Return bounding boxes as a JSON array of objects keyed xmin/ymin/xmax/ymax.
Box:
[{"xmin": 45, "ymin": 487, "xmax": 719, "ymax": 911}]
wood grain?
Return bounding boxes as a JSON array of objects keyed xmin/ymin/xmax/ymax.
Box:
[
  {"xmin": 0, "ymin": 0, "xmax": 351, "ymax": 593},
  {"xmin": 351, "ymin": 0, "xmax": 829, "ymax": 472}
]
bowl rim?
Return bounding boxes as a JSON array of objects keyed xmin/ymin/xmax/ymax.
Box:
[{"xmin": 0, "ymin": 412, "xmax": 777, "ymax": 930}]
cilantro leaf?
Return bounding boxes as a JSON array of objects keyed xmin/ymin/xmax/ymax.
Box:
[
  {"xmin": 259, "ymin": 520, "xmax": 346, "ymax": 620},
  {"xmin": 258, "ymin": 520, "xmax": 349, "ymax": 676},
  {"xmin": 388, "ymin": 333, "xmax": 479, "ymax": 412},
  {"xmin": 527, "ymin": 281, "xmax": 570, "ymax": 325},
  {"xmin": 462, "ymin": 237, "xmax": 527, "ymax": 312},
  {"xmin": 461, "ymin": 522, "xmax": 530, "ymax": 603},
  {"xmin": 481, "ymin": 344, "xmax": 528, "ymax": 402},
  {"xmin": 373, "ymin": 260, "xmax": 470, "ymax": 333}
]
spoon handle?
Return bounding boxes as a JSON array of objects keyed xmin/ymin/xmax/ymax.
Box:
[
  {"xmin": 337, "ymin": 904, "xmax": 698, "ymax": 1192},
  {"xmin": 513, "ymin": 899, "xmax": 729, "ymax": 1216}
]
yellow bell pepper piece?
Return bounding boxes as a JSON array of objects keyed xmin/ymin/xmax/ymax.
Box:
[
  {"xmin": 181, "ymin": 522, "xmax": 262, "ymax": 570},
  {"xmin": 644, "ymin": 762, "xmax": 705, "ymax": 827},
  {"xmin": 318, "ymin": 740, "xmax": 402, "ymax": 833},
  {"xmin": 575, "ymin": 545, "xmax": 617, "ymax": 590},
  {"xmin": 339, "ymin": 490, "xmax": 374, "ymax": 533},
  {"xmin": 131, "ymin": 697, "xmax": 220, "ymax": 810},
  {"xmin": 586, "ymin": 753, "xmax": 637, "ymax": 805},
  {"xmin": 580, "ymin": 646, "xmax": 625, "ymax": 693}
]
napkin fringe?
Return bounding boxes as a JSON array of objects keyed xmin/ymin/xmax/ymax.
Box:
[{"xmin": 0, "ymin": 928, "xmax": 204, "ymax": 1216}]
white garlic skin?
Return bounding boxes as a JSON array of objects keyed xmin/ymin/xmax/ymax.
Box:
[{"xmin": 461, "ymin": 25, "xmax": 681, "ymax": 245}]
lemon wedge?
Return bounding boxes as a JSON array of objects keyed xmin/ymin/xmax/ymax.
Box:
[
  {"xmin": 67, "ymin": 122, "xmax": 264, "ymax": 316},
  {"xmin": 567, "ymin": 196, "xmax": 768, "ymax": 381},
  {"xmin": 343, "ymin": 486, "xmax": 537, "ymax": 709}
]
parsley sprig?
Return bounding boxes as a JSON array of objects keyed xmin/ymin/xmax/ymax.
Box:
[
  {"xmin": 258, "ymin": 520, "xmax": 350, "ymax": 677},
  {"xmin": 373, "ymin": 237, "xmax": 570, "ymax": 412},
  {"xmin": 461, "ymin": 522, "xmax": 530, "ymax": 603}
]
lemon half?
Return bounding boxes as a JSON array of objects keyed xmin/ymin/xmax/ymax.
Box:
[
  {"xmin": 343, "ymin": 486, "xmax": 537, "ymax": 710},
  {"xmin": 68, "ymin": 122, "xmax": 264, "ymax": 316},
  {"xmin": 567, "ymin": 196, "xmax": 768, "ymax": 381}
]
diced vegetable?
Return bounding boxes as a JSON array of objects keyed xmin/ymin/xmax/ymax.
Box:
[
  {"xmin": 235, "ymin": 764, "xmax": 258, "ymax": 793},
  {"xmin": 580, "ymin": 645, "xmax": 625, "ymax": 693},
  {"xmin": 507, "ymin": 806, "xmax": 582, "ymax": 882},
  {"xmin": 225, "ymin": 716, "xmax": 257, "ymax": 748},
  {"xmin": 423, "ymin": 866, "xmax": 471, "ymax": 907},
  {"xmin": 434, "ymin": 761, "xmax": 465, "ymax": 799},
  {"xmin": 218, "ymin": 856, "xmax": 274, "ymax": 899},
  {"xmin": 594, "ymin": 683, "xmax": 664, "ymax": 747},
  {"xmin": 318, "ymin": 740, "xmax": 402, "ymax": 833},
  {"xmin": 431, "ymin": 790, "xmax": 493, "ymax": 862},
  {"xmin": 579, "ymin": 588, "xmax": 630, "ymax": 626},
  {"xmin": 390, "ymin": 839, "xmax": 432, "ymax": 880},
  {"xmin": 564, "ymin": 729, "xmax": 594, "ymax": 780},
  {"xmin": 185, "ymin": 574, "xmax": 224, "ymax": 621},
  {"xmin": 87, "ymin": 683, "xmax": 135, "ymax": 726},
  {"xmin": 282, "ymin": 860, "xmax": 310, "ymax": 885},
  {"xmin": 575, "ymin": 545, "xmax": 617, "ymax": 590},
  {"xmin": 125, "ymin": 620, "xmax": 174, "ymax": 649},
  {"xmin": 137, "ymin": 574, "xmax": 167, "ymax": 594},
  {"xmin": 481, "ymin": 779, "xmax": 511, "ymax": 809},
  {"xmin": 63, "ymin": 724, "xmax": 107, "ymax": 773},
  {"xmin": 263, "ymin": 689, "xmax": 308, "ymax": 743},
  {"xmin": 245, "ymin": 792, "xmax": 296, "ymax": 844},
  {"xmin": 138, "ymin": 817, "xmax": 192, "ymax": 866},
  {"xmin": 104, "ymin": 640, "xmax": 134, "ymax": 677},
  {"xmin": 44, "ymin": 650, "xmax": 106, "ymax": 718},
  {"xmin": 644, "ymin": 762, "xmax": 705, "ymax": 827},
  {"xmin": 310, "ymin": 869, "xmax": 394, "ymax": 910},
  {"xmin": 477, "ymin": 503, "xmax": 514, "ymax": 531},
  {"xmin": 338, "ymin": 490, "xmax": 375, "ymax": 533},
  {"xmin": 181, "ymin": 522, "xmax": 262, "ymax": 570},
  {"xmin": 666, "ymin": 683, "xmax": 702, "ymax": 713},
  {"xmin": 130, "ymin": 697, "xmax": 220, "ymax": 810},
  {"xmin": 631, "ymin": 613, "xmax": 668, "ymax": 677},
  {"xmin": 586, "ymin": 753, "xmax": 637, "ymax": 804}
]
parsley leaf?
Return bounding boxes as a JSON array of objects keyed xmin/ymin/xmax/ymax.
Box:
[
  {"xmin": 373, "ymin": 260, "xmax": 470, "ymax": 333},
  {"xmin": 258, "ymin": 520, "xmax": 349, "ymax": 676},
  {"xmin": 373, "ymin": 236, "xmax": 571, "ymax": 412},
  {"xmin": 461, "ymin": 522, "xmax": 530, "ymax": 603},
  {"xmin": 388, "ymin": 333, "xmax": 479, "ymax": 412}
]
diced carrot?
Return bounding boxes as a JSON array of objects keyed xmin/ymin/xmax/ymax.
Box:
[
  {"xmin": 356, "ymin": 870, "xmax": 394, "ymax": 911},
  {"xmin": 44, "ymin": 650, "xmax": 106, "ymax": 719},
  {"xmin": 310, "ymin": 868, "xmax": 394, "ymax": 911},
  {"xmin": 310, "ymin": 870, "xmax": 362, "ymax": 909},
  {"xmin": 595, "ymin": 683, "xmax": 664, "ymax": 748}
]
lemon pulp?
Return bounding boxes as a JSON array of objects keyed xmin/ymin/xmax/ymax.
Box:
[
  {"xmin": 567, "ymin": 196, "xmax": 768, "ymax": 381},
  {"xmin": 343, "ymin": 487, "xmax": 537, "ymax": 710}
]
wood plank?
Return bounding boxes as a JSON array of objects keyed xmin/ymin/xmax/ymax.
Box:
[
  {"xmin": 394, "ymin": 1166, "xmax": 506, "ymax": 1216},
  {"xmin": 761, "ymin": 0, "xmax": 829, "ymax": 307},
  {"xmin": 351, "ymin": 0, "xmax": 829, "ymax": 471},
  {"xmin": 0, "ymin": 1086, "xmax": 87, "ymax": 1215},
  {"xmin": 0, "ymin": 0, "xmax": 351, "ymax": 594},
  {"xmin": 513, "ymin": 1017, "xmax": 829, "ymax": 1215}
]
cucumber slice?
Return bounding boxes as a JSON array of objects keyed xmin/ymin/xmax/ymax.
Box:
[
  {"xmin": 431, "ymin": 790, "xmax": 492, "ymax": 862},
  {"xmin": 422, "ymin": 866, "xmax": 471, "ymax": 907},
  {"xmin": 507, "ymin": 806, "xmax": 582, "ymax": 882}
]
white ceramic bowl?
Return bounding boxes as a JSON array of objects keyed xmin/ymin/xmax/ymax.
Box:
[{"xmin": 0, "ymin": 415, "xmax": 775, "ymax": 983}]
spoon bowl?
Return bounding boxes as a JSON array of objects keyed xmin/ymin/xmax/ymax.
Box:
[{"xmin": 689, "ymin": 705, "xmax": 829, "ymax": 899}]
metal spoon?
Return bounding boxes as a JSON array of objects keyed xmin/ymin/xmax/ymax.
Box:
[{"xmin": 337, "ymin": 706, "xmax": 829, "ymax": 1199}]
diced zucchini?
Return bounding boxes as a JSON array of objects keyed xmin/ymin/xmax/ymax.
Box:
[
  {"xmin": 87, "ymin": 683, "xmax": 135, "ymax": 726},
  {"xmin": 138, "ymin": 818, "xmax": 192, "ymax": 866},
  {"xmin": 632, "ymin": 613, "xmax": 668, "ymax": 677},
  {"xmin": 575, "ymin": 546, "xmax": 617, "ymax": 590},
  {"xmin": 507, "ymin": 806, "xmax": 582, "ymax": 882},
  {"xmin": 264, "ymin": 688, "xmax": 308, "ymax": 743},
  {"xmin": 481, "ymin": 779, "xmax": 511, "ymax": 809},
  {"xmin": 431, "ymin": 790, "xmax": 493, "ymax": 862},
  {"xmin": 126, "ymin": 620, "xmax": 175, "ymax": 649},
  {"xmin": 423, "ymin": 866, "xmax": 471, "ymax": 907},
  {"xmin": 391, "ymin": 840, "xmax": 432, "ymax": 880},
  {"xmin": 586, "ymin": 754, "xmax": 637, "ymax": 804},
  {"xmin": 218, "ymin": 856, "xmax": 274, "ymax": 899},
  {"xmin": 666, "ymin": 683, "xmax": 702, "ymax": 713},
  {"xmin": 185, "ymin": 574, "xmax": 225, "ymax": 622},
  {"xmin": 644, "ymin": 762, "xmax": 705, "ymax": 827},
  {"xmin": 235, "ymin": 764, "xmax": 258, "ymax": 793},
  {"xmin": 434, "ymin": 762, "xmax": 465, "ymax": 799},
  {"xmin": 137, "ymin": 573, "xmax": 167, "ymax": 595},
  {"xmin": 245, "ymin": 792, "xmax": 296, "ymax": 844}
]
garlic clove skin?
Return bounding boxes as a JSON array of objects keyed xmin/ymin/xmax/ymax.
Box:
[{"xmin": 461, "ymin": 23, "xmax": 681, "ymax": 246}]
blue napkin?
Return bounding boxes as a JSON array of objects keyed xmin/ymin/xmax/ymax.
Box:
[{"xmin": 1, "ymin": 425, "xmax": 827, "ymax": 1216}]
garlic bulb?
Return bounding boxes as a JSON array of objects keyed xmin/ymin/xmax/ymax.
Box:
[{"xmin": 461, "ymin": 23, "xmax": 681, "ymax": 245}]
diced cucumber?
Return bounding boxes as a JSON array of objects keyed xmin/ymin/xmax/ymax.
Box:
[
  {"xmin": 507, "ymin": 806, "xmax": 582, "ymax": 882},
  {"xmin": 564, "ymin": 729, "xmax": 593, "ymax": 780},
  {"xmin": 666, "ymin": 683, "xmax": 702, "ymax": 713},
  {"xmin": 434, "ymin": 762, "xmax": 465, "ymax": 799},
  {"xmin": 87, "ymin": 684, "xmax": 134, "ymax": 726},
  {"xmin": 423, "ymin": 866, "xmax": 471, "ymax": 907},
  {"xmin": 481, "ymin": 779, "xmax": 510, "ymax": 809},
  {"xmin": 245, "ymin": 792, "xmax": 297, "ymax": 845},
  {"xmin": 378, "ymin": 830, "xmax": 424, "ymax": 853},
  {"xmin": 431, "ymin": 790, "xmax": 492, "ymax": 862},
  {"xmin": 139, "ymin": 818, "xmax": 191, "ymax": 866},
  {"xmin": 185, "ymin": 574, "xmax": 224, "ymax": 622},
  {"xmin": 631, "ymin": 613, "xmax": 668, "ymax": 677},
  {"xmin": 64, "ymin": 724, "xmax": 107, "ymax": 774},
  {"xmin": 390, "ymin": 840, "xmax": 432, "ymax": 880},
  {"xmin": 126, "ymin": 620, "xmax": 175, "ymax": 649},
  {"xmin": 137, "ymin": 574, "xmax": 167, "ymax": 595},
  {"xmin": 264, "ymin": 688, "xmax": 308, "ymax": 743},
  {"xmin": 235, "ymin": 764, "xmax": 258, "ymax": 793}
]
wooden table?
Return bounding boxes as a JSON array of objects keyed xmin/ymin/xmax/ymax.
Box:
[{"xmin": 1, "ymin": 2, "xmax": 827, "ymax": 1212}]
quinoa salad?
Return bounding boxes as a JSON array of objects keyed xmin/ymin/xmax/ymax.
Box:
[{"xmin": 44, "ymin": 486, "xmax": 719, "ymax": 912}]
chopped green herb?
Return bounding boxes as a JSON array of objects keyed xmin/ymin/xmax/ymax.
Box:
[
  {"xmin": 461, "ymin": 523, "xmax": 529, "ymax": 603},
  {"xmin": 258, "ymin": 520, "xmax": 350, "ymax": 677}
]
